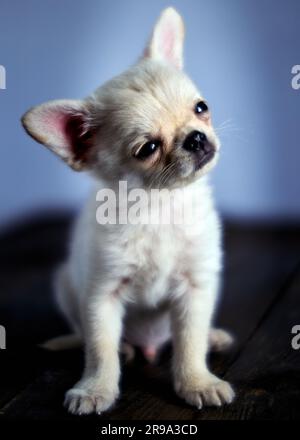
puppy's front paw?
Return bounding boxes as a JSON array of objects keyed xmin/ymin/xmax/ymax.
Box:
[
  {"xmin": 64, "ymin": 384, "xmax": 119, "ymax": 415},
  {"xmin": 175, "ymin": 373, "xmax": 235, "ymax": 409}
]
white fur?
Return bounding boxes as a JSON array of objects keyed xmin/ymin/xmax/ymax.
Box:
[{"xmin": 22, "ymin": 7, "xmax": 235, "ymax": 415}]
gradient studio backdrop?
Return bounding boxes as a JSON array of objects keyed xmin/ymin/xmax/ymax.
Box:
[{"xmin": 0, "ymin": 0, "xmax": 299, "ymax": 229}]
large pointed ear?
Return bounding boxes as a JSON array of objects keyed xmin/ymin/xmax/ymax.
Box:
[
  {"xmin": 21, "ymin": 100, "xmax": 94, "ymax": 171},
  {"xmin": 144, "ymin": 7, "xmax": 185, "ymax": 70}
]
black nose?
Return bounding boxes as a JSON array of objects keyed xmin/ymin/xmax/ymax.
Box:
[{"xmin": 182, "ymin": 130, "xmax": 208, "ymax": 153}]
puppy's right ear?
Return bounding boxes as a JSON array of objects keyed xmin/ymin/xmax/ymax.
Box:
[
  {"xmin": 144, "ymin": 7, "xmax": 185, "ymax": 70},
  {"xmin": 21, "ymin": 100, "xmax": 94, "ymax": 171}
]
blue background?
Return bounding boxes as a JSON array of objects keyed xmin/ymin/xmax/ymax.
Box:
[{"xmin": 0, "ymin": 0, "xmax": 299, "ymax": 227}]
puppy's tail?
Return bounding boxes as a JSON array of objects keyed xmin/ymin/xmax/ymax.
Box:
[{"xmin": 40, "ymin": 334, "xmax": 82, "ymax": 351}]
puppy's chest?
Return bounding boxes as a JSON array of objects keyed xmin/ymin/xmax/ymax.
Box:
[{"xmin": 123, "ymin": 225, "xmax": 184, "ymax": 304}]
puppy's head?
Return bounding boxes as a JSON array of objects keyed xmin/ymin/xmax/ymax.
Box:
[{"xmin": 22, "ymin": 8, "xmax": 220, "ymax": 189}]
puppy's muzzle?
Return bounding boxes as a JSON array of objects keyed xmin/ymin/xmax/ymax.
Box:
[{"xmin": 182, "ymin": 130, "xmax": 215, "ymax": 170}]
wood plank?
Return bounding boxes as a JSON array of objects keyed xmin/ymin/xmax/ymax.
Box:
[
  {"xmin": 0, "ymin": 216, "xmax": 70, "ymax": 411},
  {"xmin": 202, "ymin": 263, "xmax": 300, "ymax": 420}
]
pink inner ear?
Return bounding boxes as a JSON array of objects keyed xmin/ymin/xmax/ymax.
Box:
[
  {"xmin": 43, "ymin": 108, "xmax": 87, "ymax": 149},
  {"xmin": 48, "ymin": 113, "xmax": 68, "ymax": 133},
  {"xmin": 39, "ymin": 107, "xmax": 92, "ymax": 163},
  {"xmin": 39, "ymin": 110, "xmax": 73, "ymax": 150},
  {"xmin": 161, "ymin": 21, "xmax": 176, "ymax": 62}
]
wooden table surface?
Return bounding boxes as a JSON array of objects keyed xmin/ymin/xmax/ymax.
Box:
[{"xmin": 0, "ymin": 214, "xmax": 300, "ymax": 421}]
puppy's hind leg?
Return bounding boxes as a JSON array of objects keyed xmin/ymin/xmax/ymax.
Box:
[
  {"xmin": 209, "ymin": 328, "xmax": 234, "ymax": 353},
  {"xmin": 54, "ymin": 264, "xmax": 81, "ymax": 333},
  {"xmin": 120, "ymin": 341, "xmax": 136, "ymax": 363},
  {"xmin": 41, "ymin": 334, "xmax": 82, "ymax": 351},
  {"xmin": 41, "ymin": 264, "xmax": 82, "ymax": 350}
]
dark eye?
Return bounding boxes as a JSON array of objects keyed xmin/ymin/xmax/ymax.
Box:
[
  {"xmin": 134, "ymin": 140, "xmax": 161, "ymax": 160},
  {"xmin": 195, "ymin": 101, "xmax": 209, "ymax": 114}
]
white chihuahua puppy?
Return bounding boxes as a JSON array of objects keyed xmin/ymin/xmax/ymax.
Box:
[{"xmin": 22, "ymin": 8, "xmax": 235, "ymax": 415}]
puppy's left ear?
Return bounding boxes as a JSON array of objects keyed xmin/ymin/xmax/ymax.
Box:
[
  {"xmin": 22, "ymin": 100, "xmax": 95, "ymax": 171},
  {"xmin": 144, "ymin": 7, "xmax": 185, "ymax": 70}
]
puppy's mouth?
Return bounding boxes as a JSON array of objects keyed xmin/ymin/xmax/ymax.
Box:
[{"xmin": 194, "ymin": 149, "xmax": 215, "ymax": 171}]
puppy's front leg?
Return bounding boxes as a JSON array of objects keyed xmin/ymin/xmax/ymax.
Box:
[
  {"xmin": 65, "ymin": 284, "xmax": 125, "ymax": 415},
  {"xmin": 171, "ymin": 276, "xmax": 235, "ymax": 409}
]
